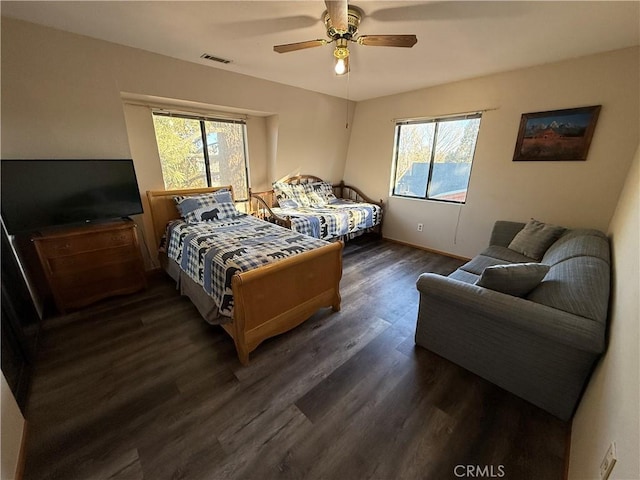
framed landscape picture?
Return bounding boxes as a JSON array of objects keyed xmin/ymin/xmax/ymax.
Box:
[{"xmin": 513, "ymin": 105, "xmax": 601, "ymax": 161}]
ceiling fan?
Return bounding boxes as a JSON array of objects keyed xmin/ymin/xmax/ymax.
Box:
[{"xmin": 273, "ymin": 0, "xmax": 418, "ymax": 75}]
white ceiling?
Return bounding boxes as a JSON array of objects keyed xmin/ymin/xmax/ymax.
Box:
[{"xmin": 2, "ymin": 1, "xmax": 639, "ymax": 101}]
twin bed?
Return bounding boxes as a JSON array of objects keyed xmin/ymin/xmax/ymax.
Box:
[
  {"xmin": 147, "ymin": 186, "xmax": 343, "ymax": 365},
  {"xmin": 250, "ymin": 175, "xmax": 383, "ymax": 241}
]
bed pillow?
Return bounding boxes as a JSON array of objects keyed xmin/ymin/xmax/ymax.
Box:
[
  {"xmin": 289, "ymin": 184, "xmax": 312, "ymax": 207},
  {"xmin": 476, "ymin": 263, "xmax": 550, "ymax": 297},
  {"xmin": 273, "ymin": 181, "xmax": 293, "ymax": 202},
  {"xmin": 303, "ymin": 183, "xmax": 327, "ymax": 207},
  {"xmin": 508, "ymin": 219, "xmax": 565, "ymax": 261},
  {"xmin": 309, "ymin": 181, "xmax": 338, "ymax": 204},
  {"xmin": 273, "ymin": 182, "xmax": 298, "ymax": 206},
  {"xmin": 173, "ymin": 190, "xmax": 239, "ymax": 223},
  {"xmin": 273, "ymin": 181, "xmax": 311, "ymax": 207},
  {"xmin": 278, "ymin": 198, "xmax": 299, "ymax": 209},
  {"xmin": 173, "ymin": 188, "xmax": 233, "ymax": 206}
]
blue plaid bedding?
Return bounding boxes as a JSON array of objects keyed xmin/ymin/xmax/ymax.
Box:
[
  {"xmin": 164, "ymin": 215, "xmax": 328, "ymax": 318},
  {"xmin": 272, "ymin": 200, "xmax": 382, "ymax": 240}
]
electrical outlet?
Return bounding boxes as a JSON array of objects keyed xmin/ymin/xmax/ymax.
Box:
[
  {"xmin": 599, "ymin": 442, "xmax": 617, "ymax": 480},
  {"xmin": 417, "ymin": 223, "xmax": 424, "ymax": 232}
]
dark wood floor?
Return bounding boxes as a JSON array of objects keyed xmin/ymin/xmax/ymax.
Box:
[{"xmin": 22, "ymin": 237, "xmax": 569, "ymax": 480}]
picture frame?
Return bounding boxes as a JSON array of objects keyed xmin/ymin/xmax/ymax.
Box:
[{"xmin": 512, "ymin": 105, "xmax": 601, "ymax": 161}]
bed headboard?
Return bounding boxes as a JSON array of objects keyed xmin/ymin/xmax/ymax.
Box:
[{"xmin": 146, "ymin": 186, "xmax": 233, "ymax": 249}]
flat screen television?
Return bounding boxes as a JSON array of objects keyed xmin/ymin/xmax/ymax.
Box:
[{"xmin": 1, "ymin": 159, "xmax": 144, "ymax": 235}]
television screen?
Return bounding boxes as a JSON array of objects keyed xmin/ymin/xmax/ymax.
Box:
[{"xmin": 1, "ymin": 159, "xmax": 144, "ymax": 234}]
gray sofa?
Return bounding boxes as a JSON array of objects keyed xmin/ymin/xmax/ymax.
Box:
[{"xmin": 415, "ymin": 220, "xmax": 610, "ymax": 420}]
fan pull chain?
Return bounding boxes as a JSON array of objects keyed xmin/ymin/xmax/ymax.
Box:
[{"xmin": 345, "ymin": 68, "xmax": 350, "ymax": 129}]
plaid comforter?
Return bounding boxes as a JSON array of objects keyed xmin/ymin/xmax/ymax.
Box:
[
  {"xmin": 272, "ymin": 200, "xmax": 382, "ymax": 240},
  {"xmin": 165, "ymin": 215, "xmax": 327, "ymax": 318}
]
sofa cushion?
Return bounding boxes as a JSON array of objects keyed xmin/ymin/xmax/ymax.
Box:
[
  {"xmin": 542, "ymin": 229, "xmax": 610, "ymax": 266},
  {"xmin": 508, "ymin": 219, "xmax": 565, "ymax": 261},
  {"xmin": 458, "ymin": 255, "xmax": 512, "ymax": 276},
  {"xmin": 476, "ymin": 263, "xmax": 550, "ymax": 297},
  {"xmin": 527, "ymin": 256, "xmax": 610, "ymax": 322},
  {"xmin": 489, "ymin": 221, "xmax": 527, "ymax": 247},
  {"xmin": 481, "ymin": 245, "xmax": 538, "ymax": 264},
  {"xmin": 448, "ymin": 269, "xmax": 480, "ymax": 284}
]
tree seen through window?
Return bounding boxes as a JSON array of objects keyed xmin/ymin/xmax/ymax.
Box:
[{"xmin": 152, "ymin": 113, "xmax": 249, "ymax": 200}]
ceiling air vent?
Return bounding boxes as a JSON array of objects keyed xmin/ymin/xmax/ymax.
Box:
[{"xmin": 200, "ymin": 53, "xmax": 232, "ymax": 64}]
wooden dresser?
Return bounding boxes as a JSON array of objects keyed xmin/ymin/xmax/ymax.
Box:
[{"xmin": 32, "ymin": 220, "xmax": 147, "ymax": 313}]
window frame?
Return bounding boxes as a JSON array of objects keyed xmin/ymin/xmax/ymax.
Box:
[
  {"xmin": 390, "ymin": 112, "xmax": 482, "ymax": 204},
  {"xmin": 152, "ymin": 111, "xmax": 250, "ymax": 201}
]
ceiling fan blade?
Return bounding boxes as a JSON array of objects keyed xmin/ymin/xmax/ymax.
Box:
[
  {"xmin": 273, "ymin": 39, "xmax": 328, "ymax": 53},
  {"xmin": 325, "ymin": 0, "xmax": 348, "ymax": 32},
  {"xmin": 357, "ymin": 35, "xmax": 418, "ymax": 48}
]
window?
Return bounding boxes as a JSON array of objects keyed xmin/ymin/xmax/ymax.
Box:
[
  {"xmin": 391, "ymin": 113, "xmax": 482, "ymax": 203},
  {"xmin": 152, "ymin": 112, "xmax": 249, "ymax": 200}
]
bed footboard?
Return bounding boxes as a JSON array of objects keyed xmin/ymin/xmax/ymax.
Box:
[
  {"xmin": 334, "ymin": 181, "xmax": 384, "ymax": 236},
  {"xmin": 228, "ymin": 240, "xmax": 343, "ymax": 365}
]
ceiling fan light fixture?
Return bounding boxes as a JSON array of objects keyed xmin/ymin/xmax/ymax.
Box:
[
  {"xmin": 333, "ymin": 38, "xmax": 349, "ymax": 75},
  {"xmin": 333, "ymin": 45, "xmax": 349, "ymax": 60},
  {"xmin": 334, "ymin": 55, "xmax": 349, "ymax": 75}
]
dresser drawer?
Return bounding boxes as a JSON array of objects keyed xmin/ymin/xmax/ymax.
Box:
[
  {"xmin": 44, "ymin": 245, "xmax": 138, "ymax": 274},
  {"xmin": 35, "ymin": 227, "xmax": 135, "ymax": 257},
  {"xmin": 51, "ymin": 261, "xmax": 147, "ymax": 310}
]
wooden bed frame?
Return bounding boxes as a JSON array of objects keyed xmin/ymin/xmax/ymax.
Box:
[
  {"xmin": 146, "ymin": 186, "xmax": 343, "ymax": 365},
  {"xmin": 249, "ymin": 175, "xmax": 384, "ymax": 234}
]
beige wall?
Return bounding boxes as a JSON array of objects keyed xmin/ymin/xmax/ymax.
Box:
[
  {"xmin": 121, "ymin": 103, "xmax": 166, "ymax": 268},
  {"xmin": 1, "ymin": 373, "xmax": 25, "ymax": 480},
  {"xmin": 568, "ymin": 145, "xmax": 640, "ymax": 480},
  {"xmin": 344, "ymin": 47, "xmax": 640, "ymax": 257},
  {"xmin": 1, "ymin": 17, "xmax": 354, "ymax": 262}
]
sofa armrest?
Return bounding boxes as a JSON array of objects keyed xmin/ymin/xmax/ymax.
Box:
[
  {"xmin": 489, "ymin": 220, "xmax": 526, "ymax": 247},
  {"xmin": 416, "ymin": 273, "xmax": 604, "ymax": 353}
]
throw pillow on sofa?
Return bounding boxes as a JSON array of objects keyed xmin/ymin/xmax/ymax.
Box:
[
  {"xmin": 476, "ymin": 262, "xmax": 550, "ymax": 297},
  {"xmin": 508, "ymin": 219, "xmax": 565, "ymax": 260}
]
